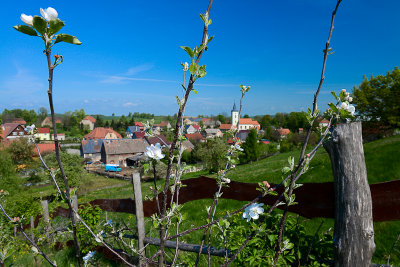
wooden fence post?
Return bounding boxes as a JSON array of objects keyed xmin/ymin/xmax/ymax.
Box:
[
  {"xmin": 324, "ymin": 122, "xmax": 375, "ymax": 266},
  {"xmin": 41, "ymin": 200, "xmax": 50, "ymax": 236},
  {"xmin": 132, "ymin": 172, "xmax": 146, "ymax": 266},
  {"xmin": 72, "ymin": 194, "xmax": 79, "ymax": 221},
  {"xmin": 30, "ymin": 216, "xmax": 35, "ymax": 241}
]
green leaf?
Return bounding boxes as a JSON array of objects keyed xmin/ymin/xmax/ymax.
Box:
[
  {"xmin": 189, "ymin": 62, "xmax": 197, "ymax": 75},
  {"xmin": 13, "ymin": 25, "xmax": 38, "ymax": 36},
  {"xmin": 282, "ymin": 166, "xmax": 291, "ymax": 174},
  {"xmin": 328, "ymin": 103, "xmax": 338, "ymax": 113},
  {"xmin": 331, "ymin": 91, "xmax": 338, "ymax": 100},
  {"xmin": 55, "ymin": 34, "xmax": 82, "ymax": 45},
  {"xmin": 49, "ymin": 19, "xmax": 65, "ymax": 35},
  {"xmin": 207, "ymin": 35, "xmax": 214, "ymax": 44},
  {"xmin": 197, "ymin": 65, "xmax": 206, "ymax": 78},
  {"xmin": 192, "ymin": 89, "xmax": 198, "ymax": 94},
  {"xmin": 180, "ymin": 46, "xmax": 194, "ymax": 59},
  {"xmin": 32, "ymin": 16, "xmax": 47, "ymax": 36}
]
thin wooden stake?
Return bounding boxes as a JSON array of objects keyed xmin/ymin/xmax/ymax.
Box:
[
  {"xmin": 72, "ymin": 195, "xmax": 79, "ymax": 222},
  {"xmin": 30, "ymin": 216, "xmax": 35, "ymax": 241},
  {"xmin": 41, "ymin": 200, "xmax": 50, "ymax": 236},
  {"xmin": 132, "ymin": 172, "xmax": 146, "ymax": 266}
]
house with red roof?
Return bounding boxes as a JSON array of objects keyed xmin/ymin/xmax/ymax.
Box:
[
  {"xmin": 81, "ymin": 116, "xmax": 97, "ymax": 130},
  {"xmin": 35, "ymin": 127, "xmax": 51, "ymax": 141},
  {"xmin": 1, "ymin": 123, "xmax": 28, "ymax": 141},
  {"xmin": 134, "ymin": 122, "xmax": 145, "ymax": 131},
  {"xmin": 275, "ymin": 128, "xmax": 291, "ymax": 139},
  {"xmin": 41, "ymin": 117, "xmax": 62, "ymax": 127},
  {"xmin": 185, "ymin": 133, "xmax": 205, "ymax": 143},
  {"xmin": 33, "ymin": 143, "xmax": 58, "ymax": 156},
  {"xmin": 84, "ymin": 127, "xmax": 122, "ymax": 140}
]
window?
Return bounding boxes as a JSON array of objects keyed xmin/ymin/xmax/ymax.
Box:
[
  {"xmin": 13, "ymin": 132, "xmax": 17, "ymax": 136},
  {"xmin": 19, "ymin": 132, "xmax": 24, "ymax": 135}
]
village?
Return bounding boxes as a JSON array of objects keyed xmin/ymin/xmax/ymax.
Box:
[{"xmin": 0, "ymin": 102, "xmax": 330, "ymax": 179}]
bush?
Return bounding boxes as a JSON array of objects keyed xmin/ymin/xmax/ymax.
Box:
[{"xmin": 225, "ymin": 210, "xmax": 333, "ymax": 266}]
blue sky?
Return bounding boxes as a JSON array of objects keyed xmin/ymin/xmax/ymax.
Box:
[{"xmin": 1, "ymin": 0, "xmax": 400, "ymax": 117}]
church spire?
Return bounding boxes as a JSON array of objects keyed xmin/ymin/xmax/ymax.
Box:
[{"xmin": 232, "ymin": 101, "xmax": 238, "ymax": 112}]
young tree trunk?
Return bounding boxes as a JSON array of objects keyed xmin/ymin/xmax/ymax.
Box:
[{"xmin": 323, "ymin": 122, "xmax": 375, "ymax": 266}]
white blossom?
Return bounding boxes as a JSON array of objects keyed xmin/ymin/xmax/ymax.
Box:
[
  {"xmin": 348, "ymin": 97, "xmax": 353, "ymax": 102},
  {"xmin": 340, "ymin": 102, "xmax": 348, "ymax": 110},
  {"xmin": 83, "ymin": 251, "xmax": 95, "ymax": 266},
  {"xmin": 20, "ymin": 14, "xmax": 33, "ymax": 26},
  {"xmin": 222, "ymin": 177, "xmax": 231, "ymax": 184},
  {"xmin": 40, "ymin": 7, "xmax": 58, "ymax": 21},
  {"xmin": 347, "ymin": 104, "xmax": 356, "ymax": 116},
  {"xmin": 183, "ymin": 62, "xmax": 189, "ymax": 72},
  {"xmin": 242, "ymin": 203, "xmax": 264, "ymax": 222},
  {"xmin": 145, "ymin": 143, "xmax": 165, "ymax": 160},
  {"xmin": 24, "ymin": 124, "xmax": 35, "ymax": 133}
]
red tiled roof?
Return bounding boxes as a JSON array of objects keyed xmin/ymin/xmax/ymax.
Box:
[
  {"xmin": 83, "ymin": 115, "xmax": 96, "ymax": 123},
  {"xmin": 37, "ymin": 127, "xmax": 50, "ymax": 134},
  {"xmin": 159, "ymin": 121, "xmax": 170, "ymax": 127},
  {"xmin": 185, "ymin": 133, "xmax": 205, "ymax": 142},
  {"xmin": 1, "ymin": 123, "xmax": 22, "ymax": 138},
  {"xmin": 134, "ymin": 122, "xmax": 144, "ymax": 127},
  {"xmin": 193, "ymin": 125, "xmax": 201, "ymax": 130},
  {"xmin": 133, "ymin": 132, "xmax": 146, "ymax": 139},
  {"xmin": 202, "ymin": 118, "xmax": 211, "ymax": 122},
  {"xmin": 276, "ymin": 128, "xmax": 291, "ymax": 135},
  {"xmin": 219, "ymin": 124, "xmax": 232, "ymax": 130},
  {"xmin": 262, "ymin": 140, "xmax": 270, "ymax": 144},
  {"xmin": 33, "ymin": 143, "xmax": 58, "ymax": 156},
  {"xmin": 84, "ymin": 127, "xmax": 122, "ymax": 140},
  {"xmin": 319, "ymin": 119, "xmax": 330, "ymax": 124},
  {"xmin": 239, "ymin": 118, "xmax": 260, "ymax": 126},
  {"xmin": 145, "ymin": 134, "xmax": 171, "ymax": 146},
  {"xmin": 10, "ymin": 118, "xmax": 26, "ymax": 125}
]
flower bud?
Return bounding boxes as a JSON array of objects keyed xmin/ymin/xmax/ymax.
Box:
[
  {"xmin": 262, "ymin": 181, "xmax": 270, "ymax": 188},
  {"xmin": 342, "ymin": 89, "xmax": 346, "ymax": 93}
]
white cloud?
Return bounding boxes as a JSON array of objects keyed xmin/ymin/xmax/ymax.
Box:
[{"xmin": 123, "ymin": 102, "xmax": 138, "ymax": 107}]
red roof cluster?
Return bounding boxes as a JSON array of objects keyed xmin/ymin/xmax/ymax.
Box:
[
  {"xmin": 134, "ymin": 122, "xmax": 144, "ymax": 127},
  {"xmin": 83, "ymin": 115, "xmax": 96, "ymax": 123},
  {"xmin": 219, "ymin": 124, "xmax": 233, "ymax": 130},
  {"xmin": 185, "ymin": 133, "xmax": 205, "ymax": 142},
  {"xmin": 37, "ymin": 127, "xmax": 50, "ymax": 134},
  {"xmin": 276, "ymin": 128, "xmax": 291, "ymax": 136},
  {"xmin": 33, "ymin": 143, "xmax": 58, "ymax": 156},
  {"xmin": 84, "ymin": 127, "xmax": 122, "ymax": 140}
]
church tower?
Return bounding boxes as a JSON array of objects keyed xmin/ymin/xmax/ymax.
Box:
[{"xmin": 231, "ymin": 101, "xmax": 239, "ymax": 127}]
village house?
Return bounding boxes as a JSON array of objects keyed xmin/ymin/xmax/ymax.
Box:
[
  {"xmin": 237, "ymin": 130, "xmax": 250, "ymax": 142},
  {"xmin": 1, "ymin": 123, "xmax": 28, "ymax": 141},
  {"xmin": 35, "ymin": 127, "xmax": 51, "ymax": 141},
  {"xmin": 126, "ymin": 126, "xmax": 142, "ymax": 138},
  {"xmin": 181, "ymin": 140, "xmax": 195, "ymax": 151},
  {"xmin": 134, "ymin": 122, "xmax": 145, "ymax": 131},
  {"xmin": 319, "ymin": 119, "xmax": 330, "ymax": 128},
  {"xmin": 33, "ymin": 143, "xmax": 58, "ymax": 157},
  {"xmin": 131, "ymin": 131, "xmax": 146, "ymax": 139},
  {"xmin": 185, "ymin": 133, "xmax": 206, "ymax": 143},
  {"xmin": 52, "ymin": 133, "xmax": 65, "ymax": 141},
  {"xmin": 185, "ymin": 125, "xmax": 198, "ymax": 134},
  {"xmin": 203, "ymin": 128, "xmax": 223, "ymax": 139},
  {"xmin": 81, "ymin": 139, "xmax": 104, "ymax": 162},
  {"xmin": 152, "ymin": 121, "xmax": 172, "ymax": 132},
  {"xmin": 81, "ymin": 115, "xmax": 97, "ymax": 131},
  {"xmin": 101, "ymin": 139, "xmax": 148, "ymax": 167},
  {"xmin": 144, "ymin": 134, "xmax": 171, "ymax": 148},
  {"xmin": 275, "ymin": 128, "xmax": 291, "ymax": 140},
  {"xmin": 84, "ymin": 127, "xmax": 122, "ymax": 140},
  {"xmin": 41, "ymin": 117, "xmax": 62, "ymax": 127}
]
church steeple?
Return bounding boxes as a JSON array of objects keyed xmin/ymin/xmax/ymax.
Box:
[
  {"xmin": 231, "ymin": 101, "xmax": 239, "ymax": 126},
  {"xmin": 231, "ymin": 101, "xmax": 238, "ymax": 112}
]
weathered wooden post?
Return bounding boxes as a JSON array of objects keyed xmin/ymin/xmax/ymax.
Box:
[
  {"xmin": 72, "ymin": 194, "xmax": 79, "ymax": 221},
  {"xmin": 132, "ymin": 172, "xmax": 146, "ymax": 266},
  {"xmin": 30, "ymin": 216, "xmax": 35, "ymax": 241},
  {"xmin": 41, "ymin": 200, "xmax": 50, "ymax": 236},
  {"xmin": 324, "ymin": 122, "xmax": 375, "ymax": 266}
]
